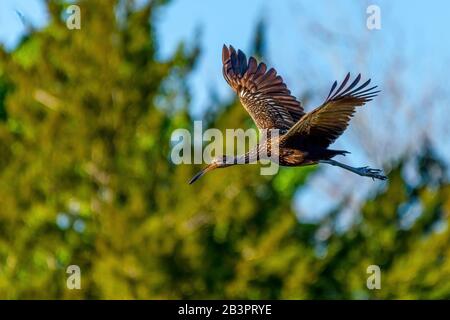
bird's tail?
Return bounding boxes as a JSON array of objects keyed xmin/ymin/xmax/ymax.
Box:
[{"xmin": 324, "ymin": 149, "xmax": 350, "ymax": 159}]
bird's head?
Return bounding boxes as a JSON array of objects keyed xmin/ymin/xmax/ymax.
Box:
[{"xmin": 188, "ymin": 155, "xmax": 235, "ymax": 184}]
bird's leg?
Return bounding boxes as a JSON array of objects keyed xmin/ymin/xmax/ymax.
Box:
[{"xmin": 319, "ymin": 159, "xmax": 387, "ymax": 181}]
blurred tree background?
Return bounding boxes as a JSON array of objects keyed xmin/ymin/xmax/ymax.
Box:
[{"xmin": 0, "ymin": 0, "xmax": 449, "ymax": 299}]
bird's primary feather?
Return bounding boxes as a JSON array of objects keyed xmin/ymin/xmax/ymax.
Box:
[
  {"xmin": 283, "ymin": 73, "xmax": 380, "ymax": 149},
  {"xmin": 222, "ymin": 45, "xmax": 304, "ymax": 132}
]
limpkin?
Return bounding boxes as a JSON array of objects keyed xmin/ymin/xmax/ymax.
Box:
[{"xmin": 189, "ymin": 45, "xmax": 387, "ymax": 184}]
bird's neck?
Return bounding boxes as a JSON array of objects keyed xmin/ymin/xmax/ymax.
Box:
[{"xmin": 223, "ymin": 151, "xmax": 257, "ymax": 166}]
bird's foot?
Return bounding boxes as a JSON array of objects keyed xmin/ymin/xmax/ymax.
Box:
[{"xmin": 356, "ymin": 166, "xmax": 387, "ymax": 181}]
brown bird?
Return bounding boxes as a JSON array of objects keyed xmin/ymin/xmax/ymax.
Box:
[{"xmin": 189, "ymin": 45, "xmax": 387, "ymax": 184}]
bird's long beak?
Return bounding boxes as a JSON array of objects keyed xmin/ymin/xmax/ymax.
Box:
[{"xmin": 189, "ymin": 163, "xmax": 218, "ymax": 184}]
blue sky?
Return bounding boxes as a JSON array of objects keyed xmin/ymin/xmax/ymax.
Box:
[
  {"xmin": 3, "ymin": 1, "xmax": 450, "ymax": 111},
  {"xmin": 2, "ymin": 0, "xmax": 449, "ymax": 111},
  {"xmin": 1, "ymin": 0, "xmax": 449, "ymax": 222}
]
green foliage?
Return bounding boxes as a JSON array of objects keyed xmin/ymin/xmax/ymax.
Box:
[{"xmin": 0, "ymin": 0, "xmax": 449, "ymax": 299}]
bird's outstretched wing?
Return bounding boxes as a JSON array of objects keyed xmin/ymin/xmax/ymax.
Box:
[
  {"xmin": 222, "ymin": 45, "xmax": 304, "ymax": 132},
  {"xmin": 283, "ymin": 73, "xmax": 379, "ymax": 148}
]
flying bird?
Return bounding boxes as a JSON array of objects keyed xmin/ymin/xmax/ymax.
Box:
[{"xmin": 189, "ymin": 45, "xmax": 387, "ymax": 184}]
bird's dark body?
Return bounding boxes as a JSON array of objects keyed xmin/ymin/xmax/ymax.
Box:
[
  {"xmin": 277, "ymin": 148, "xmax": 318, "ymax": 167},
  {"xmin": 277, "ymin": 147, "xmax": 348, "ymax": 167},
  {"xmin": 188, "ymin": 45, "xmax": 387, "ymax": 184},
  {"xmin": 253, "ymin": 135, "xmax": 349, "ymax": 167}
]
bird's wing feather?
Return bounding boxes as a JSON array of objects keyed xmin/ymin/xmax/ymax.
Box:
[
  {"xmin": 283, "ymin": 73, "xmax": 379, "ymax": 148},
  {"xmin": 222, "ymin": 45, "xmax": 304, "ymax": 132}
]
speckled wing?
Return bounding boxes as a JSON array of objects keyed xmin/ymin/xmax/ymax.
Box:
[
  {"xmin": 283, "ymin": 73, "xmax": 380, "ymax": 148},
  {"xmin": 222, "ymin": 45, "xmax": 304, "ymax": 132}
]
